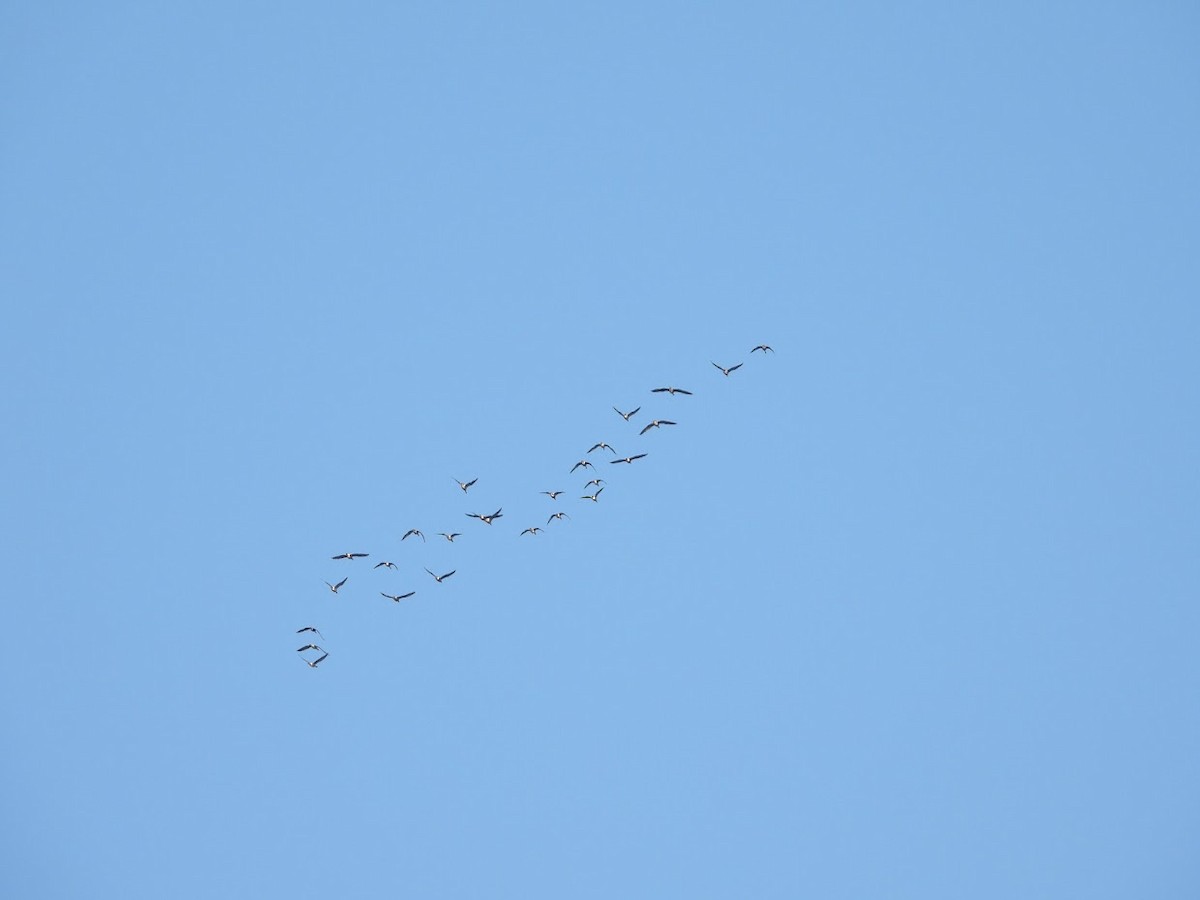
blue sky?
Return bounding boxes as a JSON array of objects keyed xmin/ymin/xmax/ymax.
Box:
[{"xmin": 2, "ymin": 2, "xmax": 1198, "ymax": 897}]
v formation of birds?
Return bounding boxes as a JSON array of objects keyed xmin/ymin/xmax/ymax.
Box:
[{"xmin": 295, "ymin": 345, "xmax": 774, "ymax": 669}]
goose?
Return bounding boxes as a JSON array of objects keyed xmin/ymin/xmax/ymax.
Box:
[
  {"xmin": 651, "ymin": 386, "xmax": 692, "ymax": 396},
  {"xmin": 610, "ymin": 453, "xmax": 648, "ymax": 464},
  {"xmin": 581, "ymin": 488, "xmax": 604, "ymax": 502},
  {"xmin": 424, "ymin": 567, "xmax": 456, "ymax": 583},
  {"xmin": 614, "ymin": 406, "xmax": 641, "ymax": 421},
  {"xmin": 401, "ymin": 529, "xmax": 426, "ymax": 543},
  {"xmin": 570, "ymin": 460, "xmax": 595, "ymax": 473},
  {"xmin": 296, "ymin": 626, "xmax": 324, "ymax": 639},
  {"xmin": 297, "ymin": 643, "xmax": 323, "ymax": 653},
  {"xmin": 751, "ymin": 344, "xmax": 774, "ymax": 353},
  {"xmin": 324, "ymin": 577, "xmax": 348, "ymax": 593},
  {"xmin": 373, "ymin": 561, "xmax": 398, "ymax": 570},
  {"xmin": 587, "ymin": 442, "xmax": 617, "ymax": 454},
  {"xmin": 381, "ymin": 591, "xmax": 416, "ymax": 602},
  {"xmin": 547, "ymin": 511, "xmax": 571, "ymax": 524},
  {"xmin": 541, "ymin": 490, "xmax": 564, "ymax": 500},
  {"xmin": 331, "ymin": 552, "xmax": 369, "ymax": 561},
  {"xmin": 465, "ymin": 508, "xmax": 503, "ymax": 525},
  {"xmin": 454, "ymin": 477, "xmax": 478, "ymax": 493},
  {"xmin": 583, "ymin": 478, "xmax": 606, "ymax": 489},
  {"xmin": 712, "ymin": 361, "xmax": 743, "ymax": 376},
  {"xmin": 302, "ymin": 652, "xmax": 329, "ymax": 669},
  {"xmin": 438, "ymin": 532, "xmax": 462, "ymax": 542},
  {"xmin": 639, "ymin": 419, "xmax": 676, "ymax": 435},
  {"xmin": 520, "ymin": 527, "xmax": 543, "ymax": 536}
]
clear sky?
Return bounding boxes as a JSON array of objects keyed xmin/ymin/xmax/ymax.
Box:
[{"xmin": 3, "ymin": 2, "xmax": 1198, "ymax": 898}]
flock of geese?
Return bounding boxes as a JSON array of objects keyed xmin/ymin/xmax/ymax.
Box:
[{"xmin": 295, "ymin": 345, "xmax": 774, "ymax": 669}]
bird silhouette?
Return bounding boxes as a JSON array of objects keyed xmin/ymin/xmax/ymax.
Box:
[
  {"xmin": 587, "ymin": 442, "xmax": 617, "ymax": 454},
  {"xmin": 541, "ymin": 490, "xmax": 564, "ymax": 500},
  {"xmin": 297, "ymin": 643, "xmax": 323, "ymax": 653},
  {"xmin": 614, "ymin": 406, "xmax": 641, "ymax": 421},
  {"xmin": 424, "ymin": 568, "xmax": 456, "ymax": 583},
  {"xmin": 324, "ymin": 577, "xmax": 348, "ymax": 593},
  {"xmin": 751, "ymin": 344, "xmax": 774, "ymax": 354},
  {"xmin": 465, "ymin": 508, "xmax": 502, "ymax": 525},
  {"xmin": 651, "ymin": 386, "xmax": 692, "ymax": 396},
  {"xmin": 712, "ymin": 361, "xmax": 743, "ymax": 376},
  {"xmin": 454, "ymin": 477, "xmax": 478, "ymax": 492},
  {"xmin": 547, "ymin": 511, "xmax": 571, "ymax": 524},
  {"xmin": 581, "ymin": 488, "xmax": 604, "ymax": 502},
  {"xmin": 639, "ymin": 419, "xmax": 676, "ymax": 435},
  {"xmin": 373, "ymin": 561, "xmax": 398, "ymax": 570},
  {"xmin": 520, "ymin": 527, "xmax": 543, "ymax": 536},
  {"xmin": 302, "ymin": 652, "xmax": 329, "ymax": 669},
  {"xmin": 611, "ymin": 453, "xmax": 648, "ymax": 464},
  {"xmin": 438, "ymin": 532, "xmax": 462, "ymax": 542},
  {"xmin": 381, "ymin": 591, "xmax": 416, "ymax": 602},
  {"xmin": 570, "ymin": 460, "xmax": 595, "ymax": 473},
  {"xmin": 296, "ymin": 626, "xmax": 324, "ymax": 639},
  {"xmin": 331, "ymin": 552, "xmax": 369, "ymax": 561},
  {"xmin": 401, "ymin": 529, "xmax": 426, "ymax": 543}
]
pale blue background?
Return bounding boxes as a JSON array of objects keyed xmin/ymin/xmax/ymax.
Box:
[{"xmin": 3, "ymin": 2, "xmax": 1198, "ymax": 898}]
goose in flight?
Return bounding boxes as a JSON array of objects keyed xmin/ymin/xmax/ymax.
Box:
[
  {"xmin": 541, "ymin": 490, "xmax": 564, "ymax": 500},
  {"xmin": 424, "ymin": 567, "xmax": 456, "ymax": 583},
  {"xmin": 547, "ymin": 511, "xmax": 571, "ymax": 524},
  {"xmin": 712, "ymin": 361, "xmax": 743, "ymax": 376},
  {"xmin": 296, "ymin": 626, "xmax": 324, "ymax": 639},
  {"xmin": 401, "ymin": 529, "xmax": 426, "ymax": 543},
  {"xmin": 588, "ymin": 442, "xmax": 617, "ymax": 455},
  {"xmin": 583, "ymin": 478, "xmax": 606, "ymax": 489},
  {"xmin": 438, "ymin": 532, "xmax": 462, "ymax": 542},
  {"xmin": 581, "ymin": 488, "xmax": 604, "ymax": 502},
  {"xmin": 373, "ymin": 561, "xmax": 398, "ymax": 570},
  {"xmin": 651, "ymin": 386, "xmax": 692, "ymax": 396},
  {"xmin": 302, "ymin": 652, "xmax": 330, "ymax": 669},
  {"xmin": 454, "ymin": 477, "xmax": 478, "ymax": 493},
  {"xmin": 751, "ymin": 344, "xmax": 774, "ymax": 353},
  {"xmin": 614, "ymin": 406, "xmax": 641, "ymax": 421},
  {"xmin": 639, "ymin": 419, "xmax": 676, "ymax": 435},
  {"xmin": 381, "ymin": 591, "xmax": 416, "ymax": 602},
  {"xmin": 324, "ymin": 577, "xmax": 348, "ymax": 593},
  {"xmin": 610, "ymin": 453, "xmax": 648, "ymax": 464},
  {"xmin": 297, "ymin": 643, "xmax": 324, "ymax": 653},
  {"xmin": 570, "ymin": 460, "xmax": 595, "ymax": 473},
  {"xmin": 465, "ymin": 508, "xmax": 503, "ymax": 525},
  {"xmin": 331, "ymin": 552, "xmax": 369, "ymax": 561},
  {"xmin": 520, "ymin": 527, "xmax": 543, "ymax": 536}
]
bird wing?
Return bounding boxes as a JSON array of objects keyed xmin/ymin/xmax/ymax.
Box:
[
  {"xmin": 335, "ymin": 577, "xmax": 347, "ymax": 589},
  {"xmin": 729, "ymin": 363, "xmax": 742, "ymax": 372},
  {"xmin": 313, "ymin": 653, "xmax": 329, "ymax": 666}
]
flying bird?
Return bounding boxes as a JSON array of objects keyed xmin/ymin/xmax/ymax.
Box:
[
  {"xmin": 651, "ymin": 386, "xmax": 692, "ymax": 396},
  {"xmin": 581, "ymin": 488, "xmax": 604, "ymax": 502},
  {"xmin": 331, "ymin": 552, "xmax": 369, "ymax": 561},
  {"xmin": 454, "ymin": 477, "xmax": 478, "ymax": 493},
  {"xmin": 520, "ymin": 527, "xmax": 543, "ymax": 536},
  {"xmin": 614, "ymin": 406, "xmax": 641, "ymax": 421},
  {"xmin": 381, "ymin": 591, "xmax": 416, "ymax": 602},
  {"xmin": 302, "ymin": 652, "xmax": 329, "ymax": 669},
  {"xmin": 324, "ymin": 577, "xmax": 348, "ymax": 593},
  {"xmin": 541, "ymin": 490, "xmax": 564, "ymax": 500},
  {"xmin": 751, "ymin": 344, "xmax": 774, "ymax": 353},
  {"xmin": 712, "ymin": 361, "xmax": 743, "ymax": 376},
  {"xmin": 438, "ymin": 532, "xmax": 462, "ymax": 542},
  {"xmin": 465, "ymin": 508, "xmax": 502, "ymax": 525},
  {"xmin": 639, "ymin": 419, "xmax": 676, "ymax": 435},
  {"xmin": 401, "ymin": 529, "xmax": 426, "ymax": 543},
  {"xmin": 588, "ymin": 442, "xmax": 617, "ymax": 455},
  {"xmin": 373, "ymin": 561, "xmax": 398, "ymax": 570},
  {"xmin": 547, "ymin": 511, "xmax": 571, "ymax": 524},
  {"xmin": 296, "ymin": 626, "xmax": 324, "ymax": 639},
  {"xmin": 424, "ymin": 567, "xmax": 456, "ymax": 583},
  {"xmin": 610, "ymin": 453, "xmax": 648, "ymax": 464},
  {"xmin": 570, "ymin": 460, "xmax": 595, "ymax": 473},
  {"xmin": 583, "ymin": 478, "xmax": 606, "ymax": 489},
  {"xmin": 297, "ymin": 643, "xmax": 323, "ymax": 653}
]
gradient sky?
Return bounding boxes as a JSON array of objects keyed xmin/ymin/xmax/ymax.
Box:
[{"xmin": 3, "ymin": 2, "xmax": 1199, "ymax": 898}]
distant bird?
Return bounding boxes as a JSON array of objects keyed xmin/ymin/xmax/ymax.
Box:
[
  {"xmin": 614, "ymin": 406, "xmax": 641, "ymax": 421},
  {"xmin": 651, "ymin": 386, "xmax": 692, "ymax": 396},
  {"xmin": 401, "ymin": 529, "xmax": 426, "ymax": 543},
  {"xmin": 438, "ymin": 532, "xmax": 462, "ymax": 542},
  {"xmin": 547, "ymin": 511, "xmax": 571, "ymax": 524},
  {"xmin": 296, "ymin": 626, "xmax": 324, "ymax": 639},
  {"xmin": 424, "ymin": 567, "xmax": 456, "ymax": 583},
  {"xmin": 454, "ymin": 477, "xmax": 478, "ymax": 493},
  {"xmin": 520, "ymin": 527, "xmax": 543, "ymax": 536},
  {"xmin": 302, "ymin": 652, "xmax": 329, "ymax": 669},
  {"xmin": 297, "ymin": 643, "xmax": 323, "ymax": 653},
  {"xmin": 373, "ymin": 561, "xmax": 398, "ymax": 570},
  {"xmin": 570, "ymin": 460, "xmax": 595, "ymax": 473},
  {"xmin": 581, "ymin": 488, "xmax": 604, "ymax": 502},
  {"xmin": 331, "ymin": 552, "xmax": 369, "ymax": 561},
  {"xmin": 465, "ymin": 508, "xmax": 502, "ymax": 525},
  {"xmin": 324, "ymin": 577, "xmax": 347, "ymax": 593},
  {"xmin": 381, "ymin": 591, "xmax": 416, "ymax": 602},
  {"xmin": 751, "ymin": 344, "xmax": 774, "ymax": 354},
  {"xmin": 610, "ymin": 453, "xmax": 648, "ymax": 464},
  {"xmin": 583, "ymin": 478, "xmax": 606, "ymax": 489},
  {"xmin": 588, "ymin": 442, "xmax": 617, "ymax": 455},
  {"xmin": 712, "ymin": 361, "xmax": 743, "ymax": 376},
  {"xmin": 639, "ymin": 419, "xmax": 676, "ymax": 435},
  {"xmin": 541, "ymin": 490, "xmax": 564, "ymax": 500}
]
